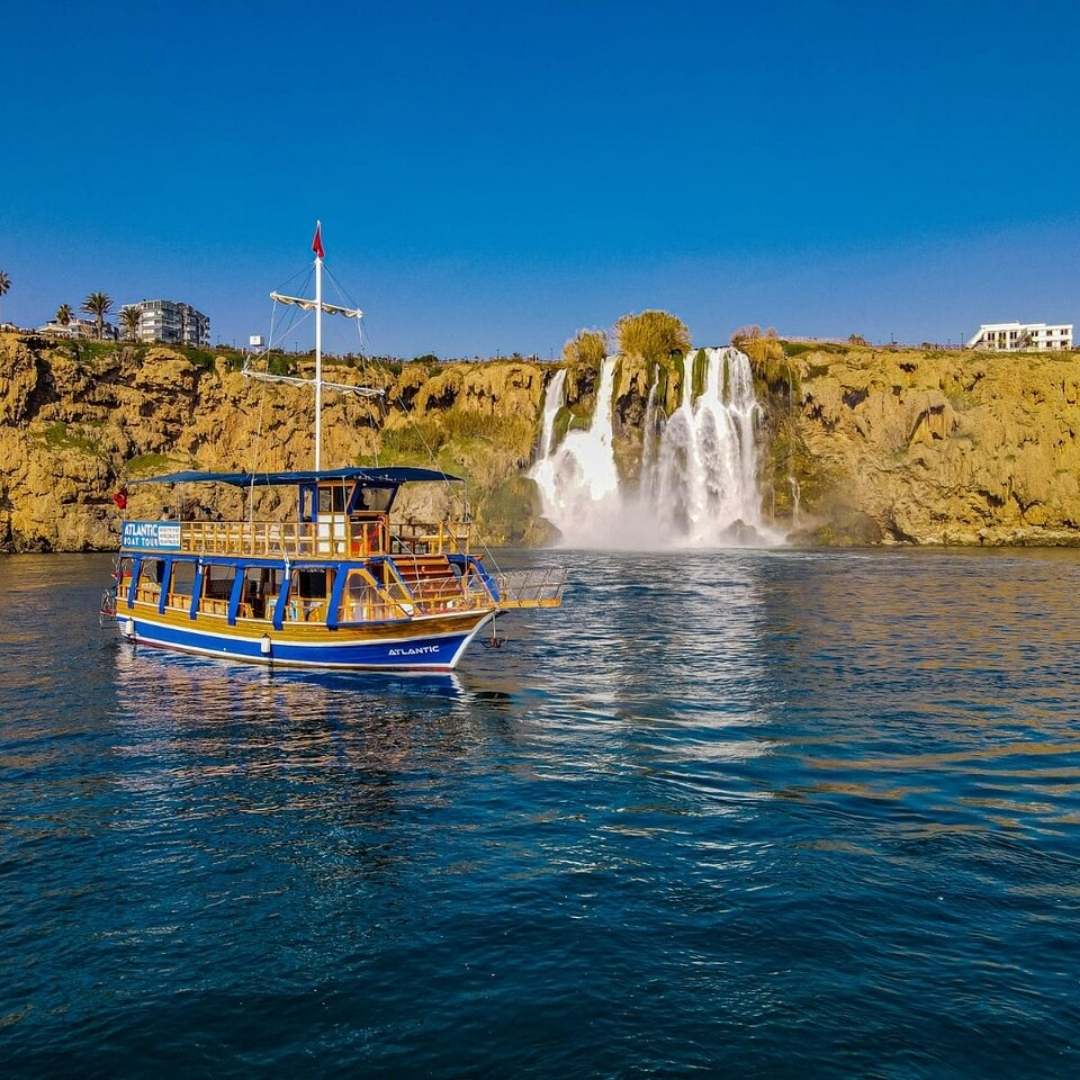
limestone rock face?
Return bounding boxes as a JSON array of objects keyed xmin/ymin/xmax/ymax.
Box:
[
  {"xmin": 2, "ymin": 332, "xmax": 1079, "ymax": 551},
  {"xmin": 752, "ymin": 343, "xmax": 1080, "ymax": 545},
  {"xmin": 0, "ymin": 334, "xmax": 549, "ymax": 551}
]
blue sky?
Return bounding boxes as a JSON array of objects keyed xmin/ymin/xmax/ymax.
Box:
[{"xmin": 3, "ymin": 1, "xmax": 1079, "ymax": 355}]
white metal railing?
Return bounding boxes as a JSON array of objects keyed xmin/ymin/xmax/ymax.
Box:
[{"xmin": 490, "ymin": 567, "xmax": 567, "ymax": 609}]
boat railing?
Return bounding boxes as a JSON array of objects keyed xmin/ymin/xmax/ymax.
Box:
[
  {"xmin": 338, "ymin": 572, "xmax": 492, "ymax": 621},
  {"xmin": 489, "ymin": 567, "xmax": 567, "ymax": 609},
  {"xmin": 175, "ymin": 515, "xmax": 471, "ymax": 560},
  {"xmin": 389, "ymin": 521, "xmax": 472, "ymax": 556}
]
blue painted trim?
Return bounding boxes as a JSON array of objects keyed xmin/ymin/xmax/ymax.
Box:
[
  {"xmin": 227, "ymin": 568, "xmax": 245, "ymax": 626},
  {"xmin": 157, "ymin": 559, "xmax": 173, "ymax": 614},
  {"xmin": 272, "ymin": 571, "xmax": 290, "ymax": 631},
  {"xmin": 326, "ymin": 566, "xmax": 347, "ymax": 631},
  {"xmin": 126, "ymin": 556, "xmax": 141, "ymax": 609},
  {"xmin": 188, "ymin": 562, "xmax": 204, "ymax": 620},
  {"xmin": 298, "ymin": 481, "xmax": 318, "ymax": 523},
  {"xmin": 129, "ymin": 617, "xmax": 474, "ymax": 668}
]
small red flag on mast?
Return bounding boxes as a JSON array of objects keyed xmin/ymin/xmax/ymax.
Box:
[{"xmin": 312, "ymin": 221, "xmax": 325, "ymax": 260}]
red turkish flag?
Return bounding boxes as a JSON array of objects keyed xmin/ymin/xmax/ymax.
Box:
[
  {"xmin": 312, "ymin": 222, "xmax": 325, "ymax": 259},
  {"xmin": 113, "ymin": 488, "xmax": 128, "ymax": 510}
]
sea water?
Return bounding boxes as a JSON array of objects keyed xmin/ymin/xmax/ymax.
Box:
[{"xmin": 1, "ymin": 549, "xmax": 1078, "ymax": 1075}]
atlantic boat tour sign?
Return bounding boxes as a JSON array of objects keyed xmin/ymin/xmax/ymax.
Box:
[{"xmin": 120, "ymin": 520, "xmax": 182, "ymax": 551}]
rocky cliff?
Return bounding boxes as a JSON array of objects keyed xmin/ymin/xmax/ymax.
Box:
[
  {"xmin": 0, "ymin": 334, "xmax": 550, "ymax": 552},
  {"xmin": 743, "ymin": 339, "xmax": 1080, "ymax": 545},
  {"xmin": 1, "ymin": 331, "xmax": 1078, "ymax": 551}
]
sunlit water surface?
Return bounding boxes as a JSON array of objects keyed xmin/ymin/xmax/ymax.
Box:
[{"xmin": 1, "ymin": 550, "xmax": 1078, "ymax": 1076}]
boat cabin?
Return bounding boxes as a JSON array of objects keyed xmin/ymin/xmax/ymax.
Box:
[{"xmin": 113, "ymin": 468, "xmax": 562, "ymax": 635}]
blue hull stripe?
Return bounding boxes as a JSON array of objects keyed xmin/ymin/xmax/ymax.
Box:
[{"xmin": 123, "ymin": 616, "xmax": 488, "ymax": 670}]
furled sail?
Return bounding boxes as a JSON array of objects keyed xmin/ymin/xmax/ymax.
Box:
[{"xmin": 268, "ymin": 292, "xmax": 362, "ymax": 319}]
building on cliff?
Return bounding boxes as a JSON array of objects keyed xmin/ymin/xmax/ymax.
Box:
[
  {"xmin": 967, "ymin": 322, "xmax": 1073, "ymax": 351},
  {"xmin": 120, "ymin": 299, "xmax": 210, "ymax": 347},
  {"xmin": 36, "ymin": 316, "xmax": 118, "ymax": 340}
]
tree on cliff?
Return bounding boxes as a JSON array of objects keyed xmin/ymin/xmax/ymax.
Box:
[
  {"xmin": 55, "ymin": 304, "xmax": 73, "ymax": 326},
  {"xmin": 0, "ymin": 270, "xmax": 10, "ymax": 324},
  {"xmin": 614, "ymin": 310, "xmax": 690, "ymax": 363},
  {"xmin": 731, "ymin": 325, "xmax": 761, "ymax": 345},
  {"xmin": 120, "ymin": 307, "xmax": 141, "ymax": 341},
  {"xmin": 562, "ymin": 329, "xmax": 608, "ymax": 367},
  {"xmin": 82, "ymin": 292, "xmax": 112, "ymax": 339}
]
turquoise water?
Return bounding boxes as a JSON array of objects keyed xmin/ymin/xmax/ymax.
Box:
[{"xmin": 1, "ymin": 549, "xmax": 1078, "ymax": 1076}]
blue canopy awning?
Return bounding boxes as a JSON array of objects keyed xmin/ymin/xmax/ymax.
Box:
[{"xmin": 130, "ymin": 466, "xmax": 462, "ymax": 487}]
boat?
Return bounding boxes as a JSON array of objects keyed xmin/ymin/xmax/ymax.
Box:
[{"xmin": 103, "ymin": 225, "xmax": 565, "ymax": 671}]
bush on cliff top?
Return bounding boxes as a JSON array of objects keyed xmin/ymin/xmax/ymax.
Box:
[
  {"xmin": 615, "ymin": 310, "xmax": 690, "ymax": 365},
  {"xmin": 562, "ymin": 329, "xmax": 608, "ymax": 368}
]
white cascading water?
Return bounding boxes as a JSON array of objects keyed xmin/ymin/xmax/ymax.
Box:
[
  {"xmin": 532, "ymin": 346, "xmax": 776, "ymax": 548},
  {"xmin": 529, "ymin": 358, "xmax": 626, "ymax": 547}
]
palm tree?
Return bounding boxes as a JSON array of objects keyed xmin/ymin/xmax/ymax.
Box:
[
  {"xmin": 82, "ymin": 292, "xmax": 112, "ymax": 339},
  {"xmin": 0, "ymin": 270, "xmax": 10, "ymax": 325},
  {"xmin": 55, "ymin": 303, "xmax": 73, "ymax": 327},
  {"xmin": 120, "ymin": 306, "xmax": 141, "ymax": 342}
]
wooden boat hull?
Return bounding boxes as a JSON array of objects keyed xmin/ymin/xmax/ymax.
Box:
[{"xmin": 114, "ymin": 608, "xmax": 494, "ymax": 671}]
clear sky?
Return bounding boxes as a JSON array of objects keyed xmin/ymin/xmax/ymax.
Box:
[{"xmin": 3, "ymin": 0, "xmax": 1079, "ymax": 356}]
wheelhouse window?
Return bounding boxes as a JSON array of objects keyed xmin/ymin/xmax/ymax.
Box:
[
  {"xmin": 354, "ymin": 486, "xmax": 394, "ymax": 513},
  {"xmin": 318, "ymin": 486, "xmax": 347, "ymax": 514}
]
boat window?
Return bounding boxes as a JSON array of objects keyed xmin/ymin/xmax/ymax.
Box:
[
  {"xmin": 338, "ymin": 568, "xmax": 409, "ymax": 623},
  {"xmin": 318, "ymin": 486, "xmax": 347, "ymax": 514},
  {"xmin": 285, "ymin": 569, "xmax": 329, "ymax": 623},
  {"xmin": 356, "ymin": 487, "xmax": 394, "ymax": 513},
  {"xmin": 135, "ymin": 558, "xmax": 166, "ymax": 603},
  {"xmin": 200, "ymin": 564, "xmax": 235, "ymax": 616},
  {"xmin": 238, "ymin": 567, "xmax": 275, "ymax": 620},
  {"xmin": 144, "ymin": 557, "xmax": 166, "ymax": 584},
  {"xmin": 169, "ymin": 560, "xmax": 198, "ymax": 608},
  {"xmin": 117, "ymin": 557, "xmax": 135, "ymax": 591},
  {"xmin": 203, "ymin": 564, "xmax": 235, "ymax": 600}
]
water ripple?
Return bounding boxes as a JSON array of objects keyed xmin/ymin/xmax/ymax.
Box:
[{"xmin": 1, "ymin": 549, "xmax": 1078, "ymax": 1076}]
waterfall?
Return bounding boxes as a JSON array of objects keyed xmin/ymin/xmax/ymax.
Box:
[
  {"xmin": 537, "ymin": 368, "xmax": 566, "ymax": 458},
  {"xmin": 640, "ymin": 379, "xmax": 659, "ymax": 500},
  {"xmin": 529, "ymin": 358, "xmax": 626, "ymax": 546},
  {"xmin": 532, "ymin": 346, "xmax": 777, "ymax": 548},
  {"xmin": 788, "ymin": 475, "xmax": 802, "ymax": 528}
]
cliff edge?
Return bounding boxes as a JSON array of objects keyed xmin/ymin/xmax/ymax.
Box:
[{"xmin": 2, "ymin": 332, "xmax": 1078, "ymax": 551}]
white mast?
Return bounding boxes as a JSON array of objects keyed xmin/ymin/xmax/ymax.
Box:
[
  {"xmin": 241, "ymin": 224, "xmax": 381, "ymax": 430},
  {"xmin": 314, "ymin": 219, "xmax": 323, "ymax": 472}
]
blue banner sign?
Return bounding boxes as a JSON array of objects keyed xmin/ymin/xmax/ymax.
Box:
[{"xmin": 121, "ymin": 520, "xmax": 182, "ymax": 551}]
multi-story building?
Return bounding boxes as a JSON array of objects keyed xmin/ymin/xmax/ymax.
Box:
[
  {"xmin": 37, "ymin": 317, "xmax": 118, "ymax": 340},
  {"xmin": 967, "ymin": 322, "xmax": 1073, "ymax": 351},
  {"xmin": 121, "ymin": 299, "xmax": 211, "ymax": 347}
]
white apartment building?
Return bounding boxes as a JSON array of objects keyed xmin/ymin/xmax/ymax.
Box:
[
  {"xmin": 121, "ymin": 299, "xmax": 211, "ymax": 347},
  {"xmin": 967, "ymin": 322, "xmax": 1073, "ymax": 351}
]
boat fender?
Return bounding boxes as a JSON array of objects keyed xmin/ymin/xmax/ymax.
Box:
[
  {"xmin": 260, "ymin": 635, "xmax": 272, "ymax": 656},
  {"xmin": 123, "ymin": 618, "xmax": 135, "ymax": 640}
]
